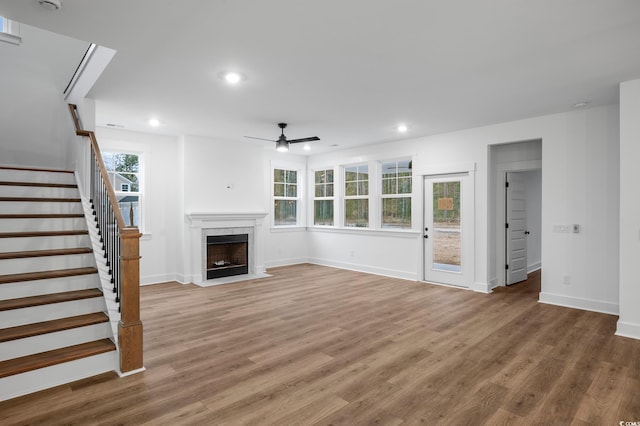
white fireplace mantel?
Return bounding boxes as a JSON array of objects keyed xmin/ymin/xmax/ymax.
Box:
[{"xmin": 186, "ymin": 212, "xmax": 268, "ymax": 285}]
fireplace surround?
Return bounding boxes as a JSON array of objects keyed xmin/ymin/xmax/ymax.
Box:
[{"xmin": 187, "ymin": 212, "xmax": 268, "ymax": 286}]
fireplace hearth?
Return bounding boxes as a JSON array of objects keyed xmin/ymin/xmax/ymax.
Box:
[{"xmin": 206, "ymin": 234, "xmax": 248, "ymax": 279}]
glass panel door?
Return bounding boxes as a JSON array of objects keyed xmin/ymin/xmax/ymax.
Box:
[{"xmin": 424, "ymin": 173, "xmax": 473, "ymax": 287}]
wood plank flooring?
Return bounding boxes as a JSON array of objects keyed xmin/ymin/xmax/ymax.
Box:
[{"xmin": 1, "ymin": 264, "xmax": 639, "ymax": 425}]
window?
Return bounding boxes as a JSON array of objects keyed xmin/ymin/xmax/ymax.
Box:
[
  {"xmin": 0, "ymin": 16, "xmax": 21, "ymax": 45},
  {"xmin": 273, "ymin": 168, "xmax": 298, "ymax": 226},
  {"xmin": 381, "ymin": 160, "xmax": 412, "ymax": 228},
  {"xmin": 103, "ymin": 152, "xmax": 142, "ymax": 228},
  {"xmin": 314, "ymin": 169, "xmax": 334, "ymax": 226},
  {"xmin": 344, "ymin": 165, "xmax": 369, "ymax": 227}
]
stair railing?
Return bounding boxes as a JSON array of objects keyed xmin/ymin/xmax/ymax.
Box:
[{"xmin": 68, "ymin": 103, "xmax": 143, "ymax": 374}]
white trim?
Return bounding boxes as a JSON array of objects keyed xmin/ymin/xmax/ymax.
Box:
[
  {"xmin": 527, "ymin": 261, "xmax": 541, "ymax": 274},
  {"xmin": 616, "ymin": 321, "xmax": 640, "ymax": 340},
  {"xmin": 414, "ymin": 161, "xmax": 476, "ymax": 176},
  {"xmin": 538, "ymin": 291, "xmax": 619, "ymax": 315},
  {"xmin": 471, "ymin": 281, "xmax": 492, "ymax": 293},
  {"xmin": 116, "ymin": 366, "xmax": 146, "ymax": 377},
  {"xmin": 265, "ymin": 257, "xmax": 311, "ymax": 268},
  {"xmin": 0, "ymin": 31, "xmax": 21, "ymax": 45},
  {"xmin": 270, "ymin": 226, "xmax": 307, "ymax": 233},
  {"xmin": 308, "ymin": 226, "xmax": 420, "ymax": 239},
  {"xmin": 140, "ymin": 273, "xmax": 177, "ymax": 286},
  {"xmin": 309, "ymin": 257, "xmax": 418, "ymax": 281}
]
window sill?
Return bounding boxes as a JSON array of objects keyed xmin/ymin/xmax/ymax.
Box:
[
  {"xmin": 308, "ymin": 226, "xmax": 421, "ymax": 238},
  {"xmin": 270, "ymin": 226, "xmax": 307, "ymax": 233},
  {"xmin": 0, "ymin": 32, "xmax": 21, "ymax": 45}
]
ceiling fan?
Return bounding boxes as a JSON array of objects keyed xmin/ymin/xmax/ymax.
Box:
[{"xmin": 245, "ymin": 123, "xmax": 320, "ymax": 152}]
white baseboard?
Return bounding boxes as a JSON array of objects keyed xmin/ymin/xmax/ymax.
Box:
[
  {"xmin": 308, "ymin": 257, "xmax": 418, "ymax": 281},
  {"xmin": 527, "ymin": 261, "xmax": 541, "ymax": 274},
  {"xmin": 538, "ymin": 291, "xmax": 619, "ymax": 315},
  {"xmin": 616, "ymin": 321, "xmax": 640, "ymax": 340},
  {"xmin": 140, "ymin": 273, "xmax": 178, "ymax": 286},
  {"xmin": 264, "ymin": 257, "xmax": 310, "ymax": 269},
  {"xmin": 471, "ymin": 281, "xmax": 492, "ymax": 294}
]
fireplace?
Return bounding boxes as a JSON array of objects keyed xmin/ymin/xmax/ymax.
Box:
[{"xmin": 206, "ymin": 234, "xmax": 249, "ymax": 279}]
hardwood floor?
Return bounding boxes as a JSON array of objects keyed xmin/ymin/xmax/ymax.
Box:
[{"xmin": 1, "ymin": 264, "xmax": 639, "ymax": 425}]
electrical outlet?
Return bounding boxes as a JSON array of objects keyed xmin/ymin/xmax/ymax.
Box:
[
  {"xmin": 562, "ymin": 275, "xmax": 571, "ymax": 285},
  {"xmin": 573, "ymin": 224, "xmax": 580, "ymax": 233},
  {"xmin": 350, "ymin": 250, "xmax": 355, "ymax": 257}
]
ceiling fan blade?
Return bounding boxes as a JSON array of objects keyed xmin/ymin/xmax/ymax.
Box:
[
  {"xmin": 288, "ymin": 136, "xmax": 320, "ymax": 144},
  {"xmin": 244, "ymin": 136, "xmax": 277, "ymax": 142}
]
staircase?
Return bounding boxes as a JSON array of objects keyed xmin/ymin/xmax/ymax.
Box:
[{"xmin": 0, "ymin": 166, "xmax": 116, "ymax": 401}]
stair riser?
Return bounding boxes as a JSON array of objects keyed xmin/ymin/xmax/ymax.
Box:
[
  {"xmin": 0, "ymin": 274, "xmax": 100, "ymax": 301},
  {"xmin": 0, "ymin": 351, "xmax": 116, "ymax": 402},
  {"xmin": 0, "ymin": 298, "xmax": 105, "ymax": 328},
  {"xmin": 0, "ymin": 186, "xmax": 79, "ymax": 198},
  {"xmin": 0, "ymin": 217, "xmax": 86, "ymax": 232},
  {"xmin": 0, "ymin": 234, "xmax": 90, "ymax": 252},
  {"xmin": 0, "ymin": 253, "xmax": 95, "ymax": 275},
  {"xmin": 0, "ymin": 201, "xmax": 83, "ymax": 215},
  {"xmin": 0, "ymin": 169, "xmax": 75, "ymax": 185},
  {"xmin": 0, "ymin": 322, "xmax": 111, "ymax": 361}
]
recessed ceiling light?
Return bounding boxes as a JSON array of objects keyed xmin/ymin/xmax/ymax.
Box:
[
  {"xmin": 219, "ymin": 71, "xmax": 245, "ymax": 85},
  {"xmin": 573, "ymin": 101, "xmax": 590, "ymax": 108},
  {"xmin": 397, "ymin": 124, "xmax": 408, "ymax": 133},
  {"xmin": 303, "ymin": 144, "xmax": 311, "ymax": 151},
  {"xmin": 148, "ymin": 118, "xmax": 160, "ymax": 127}
]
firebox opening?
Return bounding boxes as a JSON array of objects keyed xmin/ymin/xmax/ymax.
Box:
[{"xmin": 206, "ymin": 234, "xmax": 249, "ymax": 279}]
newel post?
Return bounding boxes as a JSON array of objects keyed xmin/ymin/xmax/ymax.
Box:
[{"xmin": 118, "ymin": 227, "xmax": 143, "ymax": 373}]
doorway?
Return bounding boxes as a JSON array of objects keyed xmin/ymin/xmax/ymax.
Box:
[
  {"xmin": 423, "ymin": 173, "xmax": 474, "ymax": 287},
  {"xmin": 489, "ymin": 140, "xmax": 542, "ymax": 288}
]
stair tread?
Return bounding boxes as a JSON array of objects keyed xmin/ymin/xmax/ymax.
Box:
[
  {"xmin": 0, "ymin": 214, "xmax": 84, "ymax": 219},
  {"xmin": 0, "ymin": 181, "xmax": 77, "ymax": 189},
  {"xmin": 0, "ymin": 312, "xmax": 108, "ymax": 343},
  {"xmin": 0, "ymin": 338, "xmax": 115, "ymax": 378},
  {"xmin": 0, "ymin": 288, "xmax": 103, "ymax": 311},
  {"xmin": 0, "ymin": 267, "xmax": 98, "ymax": 285},
  {"xmin": 0, "ymin": 197, "xmax": 81, "ymax": 202},
  {"xmin": 0, "ymin": 166, "xmax": 73, "ymax": 174},
  {"xmin": 0, "ymin": 247, "xmax": 93, "ymax": 260},
  {"xmin": 0, "ymin": 230, "xmax": 88, "ymax": 238}
]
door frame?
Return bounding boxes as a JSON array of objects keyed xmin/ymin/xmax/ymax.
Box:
[
  {"xmin": 413, "ymin": 162, "xmax": 476, "ymax": 289},
  {"xmin": 494, "ymin": 160, "xmax": 541, "ymax": 287}
]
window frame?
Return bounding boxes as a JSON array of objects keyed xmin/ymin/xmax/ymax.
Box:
[
  {"xmin": 312, "ymin": 167, "xmax": 335, "ymax": 227},
  {"xmin": 102, "ymin": 150, "xmax": 145, "ymax": 232},
  {"xmin": 0, "ymin": 16, "xmax": 21, "ymax": 45},
  {"xmin": 380, "ymin": 158, "xmax": 413, "ymax": 229},
  {"xmin": 272, "ymin": 165, "xmax": 303, "ymax": 228},
  {"xmin": 343, "ymin": 163, "xmax": 370, "ymax": 228}
]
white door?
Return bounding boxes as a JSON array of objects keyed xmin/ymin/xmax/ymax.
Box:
[
  {"xmin": 424, "ymin": 173, "xmax": 474, "ymax": 287},
  {"xmin": 506, "ymin": 172, "xmax": 528, "ymax": 285}
]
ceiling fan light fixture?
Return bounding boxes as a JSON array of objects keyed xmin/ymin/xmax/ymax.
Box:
[
  {"xmin": 276, "ymin": 139, "xmax": 289, "ymax": 152},
  {"xmin": 397, "ymin": 124, "xmax": 409, "ymax": 133}
]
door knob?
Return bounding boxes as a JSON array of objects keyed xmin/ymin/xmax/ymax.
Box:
[
  {"xmin": 424, "ymin": 234, "xmax": 429, "ymax": 239},
  {"xmin": 524, "ymin": 231, "xmax": 530, "ymax": 235},
  {"xmin": 425, "ymin": 227, "xmax": 429, "ymax": 232}
]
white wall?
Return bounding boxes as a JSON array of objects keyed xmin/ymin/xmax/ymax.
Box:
[
  {"xmin": 95, "ymin": 127, "xmax": 181, "ymax": 285},
  {"xmin": 0, "ymin": 23, "xmax": 88, "ymax": 170},
  {"xmin": 306, "ymin": 105, "xmax": 620, "ymax": 313},
  {"xmin": 618, "ymin": 78, "xmax": 640, "ymax": 339}
]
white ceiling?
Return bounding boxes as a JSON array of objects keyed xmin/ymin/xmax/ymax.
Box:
[{"xmin": 2, "ymin": 0, "xmax": 640, "ymax": 154}]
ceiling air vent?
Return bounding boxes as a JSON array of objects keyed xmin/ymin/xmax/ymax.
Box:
[{"xmin": 38, "ymin": 0, "xmax": 62, "ymax": 11}]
